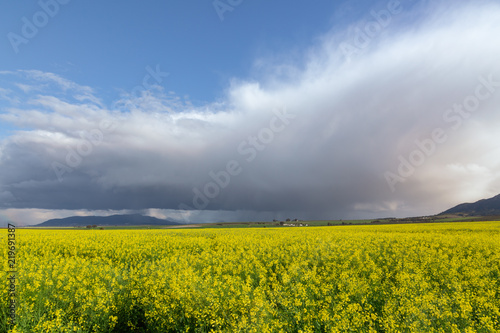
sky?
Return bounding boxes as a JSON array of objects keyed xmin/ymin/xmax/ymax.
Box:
[{"xmin": 1, "ymin": 0, "xmax": 500, "ymax": 226}]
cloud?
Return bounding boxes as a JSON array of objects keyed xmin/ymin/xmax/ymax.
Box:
[{"xmin": 1, "ymin": 1, "xmax": 500, "ymax": 223}]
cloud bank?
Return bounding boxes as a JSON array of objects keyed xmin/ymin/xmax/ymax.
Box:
[{"xmin": 1, "ymin": 1, "xmax": 500, "ymax": 224}]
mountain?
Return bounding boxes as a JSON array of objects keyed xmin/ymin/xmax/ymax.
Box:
[
  {"xmin": 440, "ymin": 193, "xmax": 500, "ymax": 216},
  {"xmin": 36, "ymin": 214, "xmax": 181, "ymax": 227}
]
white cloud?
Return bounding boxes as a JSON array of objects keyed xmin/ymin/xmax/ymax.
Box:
[{"xmin": 15, "ymin": 83, "xmax": 38, "ymax": 93}]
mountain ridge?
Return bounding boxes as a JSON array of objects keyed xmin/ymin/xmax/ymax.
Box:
[
  {"xmin": 440, "ymin": 193, "xmax": 500, "ymax": 216},
  {"xmin": 35, "ymin": 213, "xmax": 181, "ymax": 227}
]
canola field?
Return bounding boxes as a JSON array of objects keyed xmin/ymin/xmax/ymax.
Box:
[{"xmin": 2, "ymin": 222, "xmax": 500, "ymax": 332}]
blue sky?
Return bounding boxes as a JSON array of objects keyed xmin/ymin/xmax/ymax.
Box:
[
  {"xmin": 2, "ymin": 0, "xmax": 348, "ymax": 105},
  {"xmin": 1, "ymin": 0, "xmax": 500, "ymax": 226}
]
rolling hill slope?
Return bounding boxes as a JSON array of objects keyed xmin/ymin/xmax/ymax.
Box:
[
  {"xmin": 35, "ymin": 214, "xmax": 181, "ymax": 227},
  {"xmin": 440, "ymin": 194, "xmax": 500, "ymax": 216}
]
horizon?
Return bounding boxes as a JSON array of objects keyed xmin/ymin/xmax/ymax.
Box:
[
  {"xmin": 31, "ymin": 191, "xmax": 500, "ymax": 226},
  {"xmin": 2, "ymin": 0, "xmax": 500, "ymax": 226}
]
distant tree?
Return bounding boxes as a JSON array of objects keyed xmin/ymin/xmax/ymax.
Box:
[
  {"xmin": 92, "ymin": 224, "xmax": 97, "ymax": 228},
  {"xmin": 286, "ymin": 218, "xmax": 291, "ymax": 222},
  {"xmin": 86, "ymin": 225, "xmax": 92, "ymax": 228}
]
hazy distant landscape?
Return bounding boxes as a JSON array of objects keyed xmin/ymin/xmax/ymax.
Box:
[{"xmin": 29, "ymin": 193, "xmax": 500, "ymax": 229}]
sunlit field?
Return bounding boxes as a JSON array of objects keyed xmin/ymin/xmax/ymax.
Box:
[{"xmin": 2, "ymin": 222, "xmax": 500, "ymax": 332}]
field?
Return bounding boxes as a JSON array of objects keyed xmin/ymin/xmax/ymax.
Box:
[{"xmin": 2, "ymin": 222, "xmax": 500, "ymax": 332}]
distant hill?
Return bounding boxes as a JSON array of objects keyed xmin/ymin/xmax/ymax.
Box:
[
  {"xmin": 440, "ymin": 193, "xmax": 500, "ymax": 216},
  {"xmin": 36, "ymin": 214, "xmax": 181, "ymax": 227}
]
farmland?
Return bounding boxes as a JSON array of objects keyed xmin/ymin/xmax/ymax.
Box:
[{"xmin": 2, "ymin": 222, "xmax": 500, "ymax": 332}]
